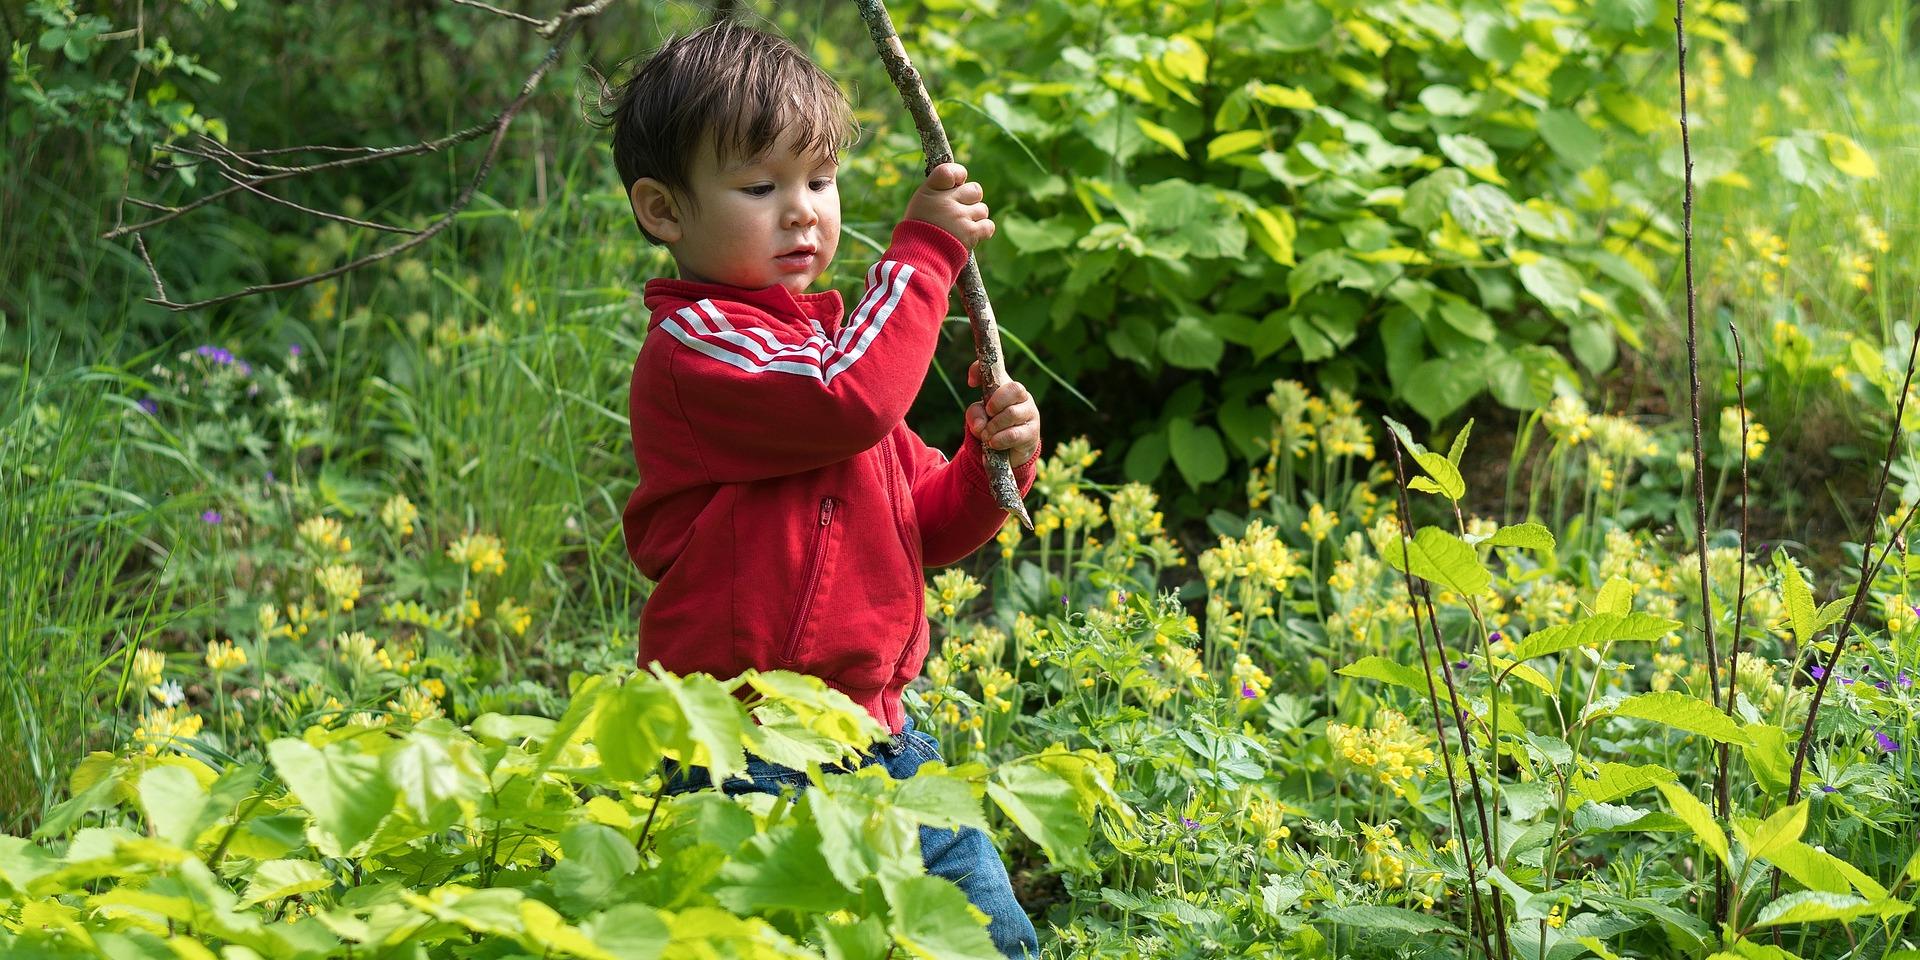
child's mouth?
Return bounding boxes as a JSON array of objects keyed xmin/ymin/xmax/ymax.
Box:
[{"xmin": 775, "ymin": 251, "xmax": 816, "ymax": 271}]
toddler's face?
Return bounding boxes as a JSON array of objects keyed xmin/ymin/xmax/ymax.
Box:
[{"xmin": 639, "ymin": 126, "xmax": 841, "ymax": 297}]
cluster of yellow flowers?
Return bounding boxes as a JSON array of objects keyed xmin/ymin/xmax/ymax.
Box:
[
  {"xmin": 927, "ymin": 569, "xmax": 986, "ymax": 620},
  {"xmin": 1245, "ymin": 794, "xmax": 1293, "ymax": 853},
  {"xmin": 1355, "ymin": 822, "xmax": 1408, "ymax": 887},
  {"xmin": 1199, "ymin": 519, "xmax": 1303, "ymax": 594},
  {"xmin": 1248, "ymin": 381, "xmax": 1374, "ymax": 510},
  {"xmin": 1231, "ymin": 653, "xmax": 1271, "ymax": 700},
  {"xmin": 1716, "ymin": 406, "xmax": 1770, "ymax": 461},
  {"xmin": 380, "ymin": 494, "xmax": 418, "ymax": 537},
  {"xmin": 133, "ymin": 706, "xmax": 204, "ymax": 756},
  {"xmin": 1543, "ymin": 395, "xmax": 1595, "ymax": 446},
  {"xmin": 448, "ymin": 532, "xmax": 508, "ymax": 576},
  {"xmin": 496, "ymin": 598, "xmax": 533, "ymax": 637},
  {"xmin": 1301, "ymin": 502, "xmax": 1339, "ymax": 543},
  {"xmin": 316, "ymin": 563, "xmax": 364, "ymax": 611},
  {"xmin": 382, "ymin": 599, "xmax": 453, "ymax": 632},
  {"xmin": 297, "ymin": 516, "xmax": 352, "ymax": 554},
  {"xmin": 1030, "ymin": 485, "xmax": 1105, "ymax": 541},
  {"xmin": 204, "ymin": 638, "xmax": 248, "ymax": 673},
  {"xmin": 1329, "ymin": 709, "xmax": 1436, "ymax": 785},
  {"xmin": 388, "ymin": 684, "xmax": 445, "ymax": 724}
]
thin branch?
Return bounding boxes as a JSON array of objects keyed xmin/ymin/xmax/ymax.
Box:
[
  {"xmin": 446, "ymin": 0, "xmax": 547, "ymax": 28},
  {"xmin": 1713, "ymin": 321, "xmax": 1749, "ymax": 924},
  {"xmin": 159, "ymin": 140, "xmax": 422, "ymax": 235},
  {"xmin": 1786, "ymin": 322, "xmax": 1920, "ymax": 804},
  {"xmin": 120, "ymin": 3, "xmax": 606, "ymax": 310}
]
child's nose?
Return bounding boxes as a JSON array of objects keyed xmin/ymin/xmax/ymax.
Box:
[{"xmin": 784, "ymin": 195, "xmax": 817, "ymax": 229}]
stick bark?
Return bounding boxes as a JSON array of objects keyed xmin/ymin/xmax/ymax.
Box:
[{"xmin": 853, "ymin": 0, "xmax": 1033, "ymax": 528}]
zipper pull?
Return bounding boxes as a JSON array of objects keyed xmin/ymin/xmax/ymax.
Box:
[{"xmin": 819, "ymin": 497, "xmax": 835, "ymax": 525}]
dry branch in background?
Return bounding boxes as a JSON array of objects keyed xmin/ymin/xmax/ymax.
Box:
[{"xmin": 103, "ymin": 0, "xmax": 616, "ymax": 313}]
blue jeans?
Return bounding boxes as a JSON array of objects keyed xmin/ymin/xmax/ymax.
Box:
[{"xmin": 660, "ymin": 715, "xmax": 1040, "ymax": 958}]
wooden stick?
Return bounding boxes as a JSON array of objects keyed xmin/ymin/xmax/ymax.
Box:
[{"xmin": 853, "ymin": 0, "xmax": 1033, "ymax": 529}]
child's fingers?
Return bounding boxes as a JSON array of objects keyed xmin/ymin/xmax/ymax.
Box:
[
  {"xmin": 966, "ymin": 360, "xmax": 981, "ymax": 387},
  {"xmin": 986, "ymin": 381, "xmax": 1031, "ymax": 415},
  {"xmin": 929, "ymin": 162, "xmax": 966, "ymax": 190},
  {"xmin": 953, "ymin": 181, "xmax": 984, "ymax": 203}
]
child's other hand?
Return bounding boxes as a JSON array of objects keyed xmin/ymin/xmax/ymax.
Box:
[
  {"xmin": 905, "ymin": 162, "xmax": 994, "ymax": 250},
  {"xmin": 965, "ymin": 360, "xmax": 1039, "ymax": 466}
]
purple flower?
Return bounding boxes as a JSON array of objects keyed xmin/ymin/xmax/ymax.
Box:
[
  {"xmin": 1910, "ymin": 605, "xmax": 1919, "ymax": 618},
  {"xmin": 1454, "ymin": 659, "xmax": 1470, "ymax": 670},
  {"xmin": 1117, "ymin": 591, "xmax": 1128, "ymax": 605},
  {"xmin": 265, "ymin": 470, "xmax": 276, "ymax": 485},
  {"xmin": 195, "ymin": 345, "xmax": 235, "ymax": 365},
  {"xmin": 1841, "ymin": 676, "xmax": 1855, "ymax": 687},
  {"xmin": 201, "ymin": 510, "xmax": 222, "ymax": 525},
  {"xmin": 1876, "ymin": 680, "xmax": 1890, "ymax": 692},
  {"xmin": 1060, "ymin": 594, "xmax": 1069, "ymax": 608},
  {"xmin": 288, "ymin": 344, "xmax": 303, "ymax": 357},
  {"xmin": 1874, "ymin": 731, "xmax": 1900, "ymax": 753},
  {"xmin": 137, "ymin": 397, "xmax": 159, "ymax": 415},
  {"xmin": 1489, "ymin": 631, "xmax": 1504, "ymax": 643},
  {"xmin": 1820, "ymin": 784, "xmax": 1837, "ymax": 794},
  {"xmin": 1180, "ymin": 817, "xmax": 1199, "ymax": 830},
  {"xmin": 1240, "ymin": 682, "xmax": 1257, "ymax": 699},
  {"xmin": 1810, "ymin": 665, "xmax": 1827, "ymax": 680},
  {"xmin": 1900, "ymin": 671, "xmax": 1913, "ymax": 688}
]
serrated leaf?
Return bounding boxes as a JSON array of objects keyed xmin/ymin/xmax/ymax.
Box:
[
  {"xmin": 1380, "ymin": 526, "xmax": 1491, "ymax": 595},
  {"xmin": 1775, "ymin": 551, "xmax": 1816, "ymax": 642},
  {"xmin": 1596, "ymin": 576, "xmax": 1635, "ymax": 615},
  {"xmin": 1595, "ymin": 691, "xmax": 1754, "ymax": 745},
  {"xmin": 266, "ymin": 739, "xmax": 396, "ymax": 858},
  {"xmin": 1572, "ymin": 762, "xmax": 1676, "ymax": 804},
  {"xmin": 1738, "ymin": 801, "xmax": 1807, "ymax": 862},
  {"xmin": 1655, "ymin": 782, "xmax": 1729, "ymax": 867},
  {"xmin": 884, "ymin": 874, "xmax": 1000, "ymax": 960},
  {"xmin": 1411, "ymin": 450, "xmax": 1466, "ymax": 500},
  {"xmin": 1336, "ymin": 656, "xmax": 1430, "ymax": 692},
  {"xmin": 1751, "ymin": 891, "xmax": 1909, "ymax": 929},
  {"xmin": 1322, "ymin": 904, "xmax": 1461, "ymax": 935},
  {"xmin": 1510, "ymin": 612, "xmax": 1676, "ymax": 662},
  {"xmin": 240, "ymin": 859, "xmax": 333, "ymax": 906},
  {"xmin": 1486, "ymin": 523, "xmax": 1555, "ymax": 552}
]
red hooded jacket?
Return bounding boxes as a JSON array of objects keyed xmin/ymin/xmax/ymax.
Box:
[{"xmin": 622, "ymin": 219, "xmax": 1039, "ymax": 733}]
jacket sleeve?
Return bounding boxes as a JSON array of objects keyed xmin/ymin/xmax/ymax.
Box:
[
  {"xmin": 656, "ymin": 219, "xmax": 969, "ymax": 484},
  {"xmin": 895, "ymin": 422, "xmax": 1040, "ymax": 568}
]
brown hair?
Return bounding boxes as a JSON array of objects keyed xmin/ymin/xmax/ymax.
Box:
[{"xmin": 593, "ymin": 21, "xmax": 859, "ymax": 243}]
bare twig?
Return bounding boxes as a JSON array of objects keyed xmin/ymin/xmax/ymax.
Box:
[
  {"xmin": 1386, "ymin": 436, "xmax": 1497, "ymax": 960},
  {"xmin": 112, "ymin": 2, "xmax": 610, "ymax": 310},
  {"xmin": 1713, "ymin": 321, "xmax": 1749, "ymax": 923},
  {"xmin": 1787, "ymin": 325, "xmax": 1920, "ymax": 804},
  {"xmin": 853, "ymin": 0, "xmax": 1031, "ymax": 528}
]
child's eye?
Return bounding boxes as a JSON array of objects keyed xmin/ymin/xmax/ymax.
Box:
[
  {"xmin": 743, "ymin": 184, "xmax": 774, "ymax": 197},
  {"xmin": 810, "ymin": 178, "xmax": 833, "ymax": 191}
]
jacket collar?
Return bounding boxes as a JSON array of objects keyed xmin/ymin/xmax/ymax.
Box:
[{"xmin": 644, "ymin": 276, "xmax": 845, "ymax": 331}]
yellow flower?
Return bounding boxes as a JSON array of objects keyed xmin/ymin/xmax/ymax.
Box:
[
  {"xmin": 204, "ymin": 638, "xmax": 248, "ymax": 673},
  {"xmin": 380, "ymin": 494, "xmax": 418, "ymax": 537},
  {"xmin": 133, "ymin": 707, "xmax": 205, "ymax": 756},
  {"xmin": 1302, "ymin": 502, "xmax": 1339, "ymax": 542},
  {"xmin": 132, "ymin": 647, "xmax": 166, "ymax": 686},
  {"xmin": 447, "ymin": 532, "xmax": 507, "ymax": 576},
  {"xmin": 496, "ymin": 597, "xmax": 532, "ymax": 637},
  {"xmin": 317, "ymin": 563, "xmax": 364, "ymax": 611},
  {"xmin": 297, "ymin": 516, "xmax": 352, "ymax": 554},
  {"xmin": 257, "ymin": 603, "xmax": 295, "ymax": 640},
  {"xmin": 421, "ymin": 677, "xmax": 447, "ymax": 699},
  {"xmin": 1546, "ymin": 904, "xmax": 1566, "ymax": 929},
  {"xmin": 460, "ymin": 598, "xmax": 482, "ymax": 628},
  {"xmin": 389, "ymin": 686, "xmax": 444, "ymax": 723}
]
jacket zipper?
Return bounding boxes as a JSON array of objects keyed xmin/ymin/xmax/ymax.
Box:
[
  {"xmin": 883, "ymin": 436, "xmax": 926, "ymax": 681},
  {"xmin": 780, "ymin": 495, "xmax": 836, "ymax": 664}
]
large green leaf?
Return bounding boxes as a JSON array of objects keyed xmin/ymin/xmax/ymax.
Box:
[
  {"xmin": 267, "ymin": 739, "xmax": 396, "ymax": 857},
  {"xmin": 883, "ymin": 874, "xmax": 1000, "ymax": 960},
  {"xmin": 1322, "ymin": 904, "xmax": 1462, "ymax": 936},
  {"xmin": 1734, "ymin": 802, "xmax": 1807, "ymax": 863},
  {"xmin": 1655, "ymin": 782, "xmax": 1728, "ymax": 867},
  {"xmin": 1168, "ymin": 420, "xmax": 1227, "ymax": 490},
  {"xmin": 1750, "ymin": 892, "xmax": 1910, "ymax": 929},
  {"xmin": 1775, "ymin": 550, "xmax": 1816, "ymax": 643},
  {"xmin": 1592, "ymin": 692, "xmax": 1754, "ymax": 746},
  {"xmin": 1572, "ymin": 762, "xmax": 1675, "ymax": 805},
  {"xmin": 1336, "ymin": 656, "xmax": 1431, "ymax": 692},
  {"xmin": 384, "ymin": 721, "xmax": 486, "ymax": 826},
  {"xmin": 1509, "ymin": 612, "xmax": 1678, "ymax": 662},
  {"xmin": 1379, "ymin": 526, "xmax": 1491, "ymax": 595}
]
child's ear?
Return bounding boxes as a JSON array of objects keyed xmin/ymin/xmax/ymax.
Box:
[{"xmin": 629, "ymin": 178, "xmax": 683, "ymax": 244}]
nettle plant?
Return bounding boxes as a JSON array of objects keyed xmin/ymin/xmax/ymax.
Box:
[
  {"xmin": 0, "ymin": 668, "xmax": 1123, "ymax": 958},
  {"xmin": 856, "ymin": 0, "xmax": 1742, "ymax": 509}
]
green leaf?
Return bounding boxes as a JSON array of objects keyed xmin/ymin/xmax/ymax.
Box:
[
  {"xmin": 1596, "ymin": 692, "xmax": 1755, "ymax": 746},
  {"xmin": 267, "ymin": 739, "xmax": 396, "ymax": 857},
  {"xmin": 1775, "ymin": 550, "xmax": 1816, "ymax": 643},
  {"xmin": 1538, "ymin": 109, "xmax": 1603, "ymax": 167},
  {"xmin": 1768, "ymin": 841, "xmax": 1853, "ymax": 895},
  {"xmin": 579, "ymin": 904, "xmax": 671, "ymax": 960},
  {"xmin": 1135, "ymin": 118, "xmax": 1188, "ymax": 159},
  {"xmin": 1517, "ymin": 255, "xmax": 1584, "ymax": 314},
  {"xmin": 1822, "ymin": 133, "xmax": 1879, "ymax": 179},
  {"xmin": 1168, "ymin": 420, "xmax": 1228, "ymax": 490},
  {"xmin": 1486, "ymin": 523, "xmax": 1555, "ymax": 552},
  {"xmin": 1751, "ymin": 892, "xmax": 1910, "ymax": 929},
  {"xmin": 384, "ymin": 721, "xmax": 486, "ymax": 826},
  {"xmin": 1000, "ymin": 216, "xmax": 1079, "ymax": 254},
  {"xmin": 1159, "ymin": 315, "xmax": 1225, "ymax": 370},
  {"xmin": 1655, "ymin": 782, "xmax": 1729, "ymax": 867},
  {"xmin": 883, "ymin": 874, "xmax": 1000, "ymax": 960},
  {"xmin": 1737, "ymin": 802, "xmax": 1807, "ymax": 862},
  {"xmin": 240, "ymin": 859, "xmax": 333, "ymax": 906},
  {"xmin": 1509, "ymin": 612, "xmax": 1678, "ymax": 662},
  {"xmin": 988, "ymin": 755, "xmax": 1110, "ymax": 872},
  {"xmin": 1322, "ymin": 905, "xmax": 1462, "ymax": 936},
  {"xmin": 1596, "ymin": 576, "xmax": 1635, "ymax": 615},
  {"xmin": 1403, "ymin": 357, "xmax": 1484, "ymax": 426},
  {"xmin": 1207, "ymin": 129, "xmax": 1266, "ymax": 161},
  {"xmin": 1409, "ymin": 450, "xmax": 1466, "ymax": 500},
  {"xmin": 1447, "ymin": 184, "xmax": 1517, "ymax": 240},
  {"xmin": 715, "ymin": 818, "xmax": 856, "ymax": 916},
  {"xmin": 1336, "ymin": 656, "xmax": 1431, "ymax": 692},
  {"xmin": 1247, "ymin": 206, "xmax": 1296, "ymax": 265},
  {"xmin": 1379, "ymin": 526, "xmax": 1491, "ymax": 595},
  {"xmin": 137, "ymin": 765, "xmax": 210, "ymax": 848},
  {"xmin": 1572, "ymin": 762, "xmax": 1676, "ymax": 804},
  {"xmin": 1436, "ymin": 295, "xmax": 1497, "ymax": 341},
  {"xmin": 653, "ymin": 667, "xmax": 748, "ymax": 785}
]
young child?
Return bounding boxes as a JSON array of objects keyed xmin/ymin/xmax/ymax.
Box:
[{"xmin": 605, "ymin": 20, "xmax": 1043, "ymax": 957}]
